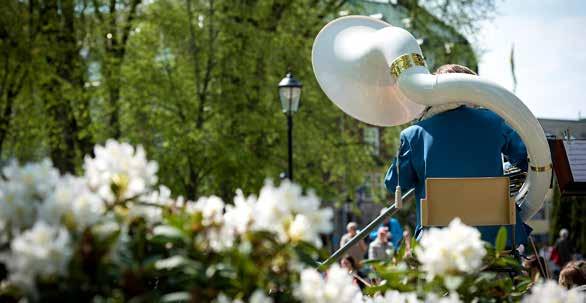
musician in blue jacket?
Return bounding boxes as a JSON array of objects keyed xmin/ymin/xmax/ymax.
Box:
[{"xmin": 384, "ymin": 64, "xmax": 531, "ymax": 246}]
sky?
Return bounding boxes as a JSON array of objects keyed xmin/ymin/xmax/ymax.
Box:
[{"xmin": 475, "ymin": 0, "xmax": 586, "ymax": 120}]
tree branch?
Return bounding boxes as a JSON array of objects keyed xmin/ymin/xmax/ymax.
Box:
[
  {"xmin": 121, "ymin": 0, "xmax": 141, "ymax": 52},
  {"xmin": 196, "ymin": 0, "xmax": 216, "ymax": 128},
  {"xmin": 0, "ymin": 50, "xmax": 10, "ymax": 98},
  {"xmin": 92, "ymin": 0, "xmax": 104, "ymax": 22},
  {"xmin": 8, "ymin": 66, "xmax": 28, "ymax": 99}
]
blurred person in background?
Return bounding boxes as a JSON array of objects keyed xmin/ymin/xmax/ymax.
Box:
[
  {"xmin": 340, "ymin": 222, "xmax": 367, "ymax": 266},
  {"xmin": 368, "ymin": 226, "xmax": 394, "ymax": 260},
  {"xmin": 552, "ymin": 229, "xmax": 572, "ymax": 269},
  {"xmin": 559, "ymin": 260, "xmax": 586, "ymax": 290},
  {"xmin": 523, "ymin": 255, "xmax": 549, "ymax": 284},
  {"xmin": 368, "ymin": 210, "xmax": 403, "ymax": 248}
]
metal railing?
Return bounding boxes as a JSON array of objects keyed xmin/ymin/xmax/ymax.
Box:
[{"xmin": 318, "ymin": 188, "xmax": 415, "ymax": 270}]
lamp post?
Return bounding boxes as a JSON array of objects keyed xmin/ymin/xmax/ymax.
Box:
[{"xmin": 278, "ymin": 72, "xmax": 302, "ymax": 181}]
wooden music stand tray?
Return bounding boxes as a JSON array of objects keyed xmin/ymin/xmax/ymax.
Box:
[{"xmin": 420, "ymin": 177, "xmax": 516, "ymax": 227}]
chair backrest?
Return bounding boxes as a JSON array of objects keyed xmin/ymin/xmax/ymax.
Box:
[{"xmin": 420, "ymin": 177, "xmax": 515, "ymax": 227}]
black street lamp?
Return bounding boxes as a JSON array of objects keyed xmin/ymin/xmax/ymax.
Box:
[{"xmin": 278, "ymin": 72, "xmax": 302, "ymax": 181}]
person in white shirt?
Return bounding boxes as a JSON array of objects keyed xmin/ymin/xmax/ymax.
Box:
[
  {"xmin": 340, "ymin": 222, "xmax": 367, "ymax": 265},
  {"xmin": 368, "ymin": 226, "xmax": 394, "ymax": 260}
]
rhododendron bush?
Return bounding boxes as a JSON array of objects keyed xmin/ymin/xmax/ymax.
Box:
[{"xmin": 0, "ymin": 140, "xmax": 583, "ymax": 302}]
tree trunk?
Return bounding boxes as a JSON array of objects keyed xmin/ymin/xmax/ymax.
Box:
[
  {"xmin": 100, "ymin": 0, "xmax": 141, "ymax": 139},
  {"xmin": 39, "ymin": 0, "xmax": 88, "ymax": 172}
]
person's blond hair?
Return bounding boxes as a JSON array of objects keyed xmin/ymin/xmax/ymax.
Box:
[{"xmin": 435, "ymin": 64, "xmax": 477, "ymax": 75}]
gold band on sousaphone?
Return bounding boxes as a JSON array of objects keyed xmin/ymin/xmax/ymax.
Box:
[
  {"xmin": 390, "ymin": 53, "xmax": 427, "ymax": 79},
  {"xmin": 530, "ymin": 163, "xmax": 553, "ymax": 172}
]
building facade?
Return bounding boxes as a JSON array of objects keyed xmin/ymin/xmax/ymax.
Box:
[
  {"xmin": 539, "ymin": 118, "xmax": 586, "ymax": 139},
  {"xmin": 527, "ymin": 118, "xmax": 586, "ymax": 244}
]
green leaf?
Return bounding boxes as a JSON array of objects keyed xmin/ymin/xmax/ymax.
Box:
[
  {"xmin": 155, "ymin": 256, "xmax": 188, "ymax": 270},
  {"xmin": 293, "ymin": 241, "xmax": 322, "ymax": 268},
  {"xmin": 410, "ymin": 236, "xmax": 417, "ymax": 252},
  {"xmin": 153, "ymin": 225, "xmax": 186, "ymax": 240},
  {"xmin": 396, "ymin": 239, "xmax": 406, "ymax": 261},
  {"xmin": 160, "ymin": 292, "xmax": 191, "ymax": 302},
  {"xmin": 495, "ymin": 226, "xmax": 507, "ymax": 252}
]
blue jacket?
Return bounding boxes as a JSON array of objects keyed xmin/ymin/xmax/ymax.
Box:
[{"xmin": 384, "ymin": 106, "xmax": 530, "ymax": 246}]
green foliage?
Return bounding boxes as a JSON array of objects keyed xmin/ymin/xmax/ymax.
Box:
[
  {"xmin": 0, "ymin": 0, "xmax": 379, "ymax": 203},
  {"xmin": 0, "ymin": 0, "xmax": 495, "ymax": 205},
  {"xmin": 495, "ymin": 226, "xmax": 507, "ymax": 252},
  {"xmin": 117, "ymin": 0, "xmax": 379, "ymax": 201},
  {"xmin": 418, "ymin": 0, "xmax": 496, "ymax": 38},
  {"xmin": 400, "ymin": 0, "xmax": 479, "ymax": 72}
]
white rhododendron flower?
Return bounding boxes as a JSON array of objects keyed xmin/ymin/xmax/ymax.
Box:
[
  {"xmin": 287, "ymin": 210, "xmax": 334, "ymax": 247},
  {"xmin": 128, "ymin": 185, "xmax": 173, "ymax": 224},
  {"xmin": 38, "ymin": 176, "xmax": 76, "ymax": 225},
  {"xmin": 70, "ymin": 189, "xmax": 106, "ymax": 231},
  {"xmin": 2, "ymin": 159, "xmax": 59, "ymax": 199},
  {"xmin": 367, "ymin": 291, "xmax": 420, "ymax": 303},
  {"xmin": 521, "ymin": 280, "xmax": 585, "ymax": 303},
  {"xmin": 183, "ymin": 181, "xmax": 332, "ymax": 251},
  {"xmin": 253, "ymin": 180, "xmax": 296, "ymax": 233},
  {"xmin": 295, "ymin": 265, "xmax": 363, "ymax": 303},
  {"xmin": 366, "ymin": 291, "xmax": 462, "ymax": 303},
  {"xmin": 425, "ymin": 293, "xmax": 462, "ymax": 303},
  {"xmin": 187, "ymin": 195, "xmax": 235, "ymax": 252},
  {"xmin": 84, "ymin": 140, "xmax": 158, "ymax": 203},
  {"xmin": 288, "ymin": 214, "xmax": 312, "ymax": 243},
  {"xmin": 223, "ymin": 190, "xmax": 255, "ymax": 235},
  {"xmin": 0, "ymin": 179, "xmax": 36, "ymax": 231},
  {"xmin": 4, "ymin": 221, "xmax": 72, "ymax": 288},
  {"xmin": 254, "ymin": 180, "xmax": 333, "ymax": 246},
  {"xmin": 205, "ymin": 224, "xmax": 236, "ymax": 252},
  {"xmin": 214, "ymin": 293, "xmax": 235, "ymax": 303},
  {"xmin": 305, "ymin": 208, "xmax": 334, "ymax": 239},
  {"xmin": 295, "ymin": 268, "xmax": 324, "ymax": 302},
  {"xmin": 0, "ymin": 159, "xmax": 59, "ymax": 230},
  {"xmin": 215, "ymin": 292, "xmax": 269, "ymax": 303},
  {"xmin": 416, "ymin": 218, "xmax": 486, "ymax": 278},
  {"xmin": 0, "ymin": 160, "xmax": 105, "ymax": 234},
  {"xmin": 249, "ymin": 289, "xmax": 273, "ymax": 303},
  {"xmin": 191, "ymin": 195, "xmax": 225, "ymax": 226},
  {"xmin": 40, "ymin": 175, "xmax": 105, "ymax": 231}
]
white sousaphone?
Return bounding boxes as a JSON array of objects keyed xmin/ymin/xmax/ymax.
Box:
[{"xmin": 312, "ymin": 16, "xmax": 552, "ymax": 220}]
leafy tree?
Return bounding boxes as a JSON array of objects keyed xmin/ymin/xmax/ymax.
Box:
[
  {"xmin": 0, "ymin": 0, "xmax": 496, "ymax": 205},
  {"xmin": 0, "ymin": 1, "xmax": 34, "ymax": 158},
  {"xmin": 0, "ymin": 0, "xmax": 94, "ymax": 172},
  {"xmin": 37, "ymin": 0, "xmax": 94, "ymax": 172},
  {"xmin": 120, "ymin": 0, "xmax": 373, "ymax": 201},
  {"xmin": 90, "ymin": 0, "xmax": 143, "ymax": 139}
]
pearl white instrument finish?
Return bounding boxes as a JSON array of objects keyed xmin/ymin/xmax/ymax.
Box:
[
  {"xmin": 312, "ymin": 16, "xmax": 552, "ymax": 220},
  {"xmin": 312, "ymin": 16, "xmax": 425, "ymax": 126}
]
